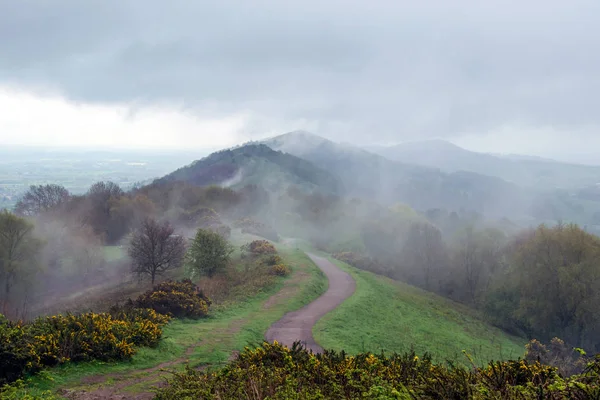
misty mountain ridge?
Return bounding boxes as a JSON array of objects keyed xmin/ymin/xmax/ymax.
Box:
[
  {"xmin": 157, "ymin": 131, "xmax": 600, "ymax": 229},
  {"xmin": 372, "ymin": 139, "xmax": 600, "ymax": 189},
  {"xmin": 161, "ymin": 143, "xmax": 342, "ymax": 195},
  {"xmin": 262, "ymin": 132, "xmax": 533, "ymax": 220}
]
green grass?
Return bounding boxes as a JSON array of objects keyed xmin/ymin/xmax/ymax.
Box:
[
  {"xmin": 313, "ymin": 256, "xmax": 527, "ymax": 365},
  {"xmin": 18, "ymin": 245, "xmax": 327, "ymax": 398},
  {"xmin": 103, "ymin": 245, "xmax": 125, "ymax": 262},
  {"xmin": 15, "ymin": 235, "xmax": 527, "ymax": 397},
  {"xmin": 232, "ymin": 248, "xmax": 327, "ymax": 351}
]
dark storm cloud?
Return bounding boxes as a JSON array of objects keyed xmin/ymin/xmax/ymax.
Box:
[{"xmin": 1, "ymin": 0, "xmax": 599, "ymax": 142}]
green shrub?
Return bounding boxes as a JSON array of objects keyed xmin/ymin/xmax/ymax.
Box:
[
  {"xmin": 135, "ymin": 279, "xmax": 212, "ymax": 319},
  {"xmin": 0, "ymin": 378, "xmax": 58, "ymax": 399},
  {"xmin": 525, "ymin": 338, "xmax": 588, "ymax": 376},
  {"xmin": 0, "ymin": 308, "xmax": 170, "ymax": 386},
  {"xmin": 155, "ymin": 341, "xmax": 600, "ymax": 400},
  {"xmin": 0, "ymin": 317, "xmax": 34, "ymax": 385},
  {"xmin": 241, "ymin": 240, "xmax": 277, "ymax": 256},
  {"xmin": 270, "ymin": 264, "xmax": 290, "ymax": 277},
  {"xmin": 261, "ymin": 254, "xmax": 283, "ymax": 266}
]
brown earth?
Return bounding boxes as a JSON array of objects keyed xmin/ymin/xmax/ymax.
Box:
[{"xmin": 265, "ymin": 253, "xmax": 356, "ymax": 353}]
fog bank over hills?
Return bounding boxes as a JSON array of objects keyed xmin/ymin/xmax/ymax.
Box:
[
  {"xmin": 5, "ymin": 130, "xmax": 600, "ymax": 232},
  {"xmin": 366, "ymin": 138, "xmax": 600, "ymax": 189}
]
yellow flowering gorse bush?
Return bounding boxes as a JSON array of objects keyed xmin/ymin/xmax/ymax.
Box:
[
  {"xmin": 270, "ymin": 264, "xmax": 290, "ymax": 276},
  {"xmin": 156, "ymin": 341, "xmax": 600, "ymax": 399},
  {"xmin": 0, "ymin": 307, "xmax": 170, "ymax": 386}
]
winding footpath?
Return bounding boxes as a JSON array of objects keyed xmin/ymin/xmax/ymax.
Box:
[{"xmin": 265, "ymin": 253, "xmax": 356, "ymax": 353}]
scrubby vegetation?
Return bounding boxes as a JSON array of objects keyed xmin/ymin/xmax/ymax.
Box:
[
  {"xmin": 156, "ymin": 341, "xmax": 600, "ymax": 399},
  {"xmin": 0, "ymin": 308, "xmax": 170, "ymax": 385},
  {"xmin": 239, "ymin": 240, "xmax": 290, "ymax": 277},
  {"xmin": 133, "ymin": 279, "xmax": 212, "ymax": 319},
  {"xmin": 270, "ymin": 264, "xmax": 290, "ymax": 276},
  {"xmin": 0, "ymin": 179, "xmax": 257, "ymax": 321},
  {"xmin": 0, "ymin": 278, "xmax": 209, "ymax": 388},
  {"xmin": 242, "ymin": 239, "xmax": 278, "ymax": 255},
  {"xmin": 1, "ymin": 247, "xmax": 322, "ymax": 399},
  {"xmin": 4, "ymin": 136, "xmax": 600, "ymax": 398}
]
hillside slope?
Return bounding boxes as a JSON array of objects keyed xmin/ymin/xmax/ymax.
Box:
[
  {"xmin": 313, "ymin": 255, "xmax": 526, "ymax": 363},
  {"xmin": 161, "ymin": 143, "xmax": 343, "ymax": 195},
  {"xmin": 16, "ymin": 243, "xmax": 329, "ymax": 398},
  {"xmin": 374, "ymin": 139, "xmax": 600, "ymax": 190},
  {"xmin": 265, "ymin": 131, "xmax": 530, "ymax": 219}
]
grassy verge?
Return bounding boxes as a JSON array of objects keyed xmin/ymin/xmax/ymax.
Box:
[
  {"xmin": 17, "ymin": 244, "xmax": 327, "ymax": 398},
  {"xmin": 313, "ymin": 255, "xmax": 527, "ymax": 365},
  {"xmin": 103, "ymin": 245, "xmax": 125, "ymax": 262}
]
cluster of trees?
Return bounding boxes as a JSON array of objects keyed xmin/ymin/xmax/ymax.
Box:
[
  {"xmin": 0, "ymin": 211, "xmax": 41, "ymax": 319},
  {"xmin": 6, "ymin": 174, "xmax": 600, "ymax": 354},
  {"xmin": 14, "ymin": 180, "xmax": 248, "ymax": 245},
  {"xmin": 271, "ymin": 189, "xmax": 600, "ymax": 352},
  {"xmin": 355, "ymin": 216, "xmax": 600, "ymax": 352},
  {"xmin": 127, "ymin": 218, "xmax": 233, "ymax": 284},
  {"xmin": 0, "ymin": 180, "xmax": 259, "ymax": 320}
]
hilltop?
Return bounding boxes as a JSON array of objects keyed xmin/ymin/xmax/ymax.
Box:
[
  {"xmin": 161, "ymin": 143, "xmax": 343, "ymax": 195},
  {"xmin": 373, "ymin": 139, "xmax": 600, "ymax": 190},
  {"xmin": 264, "ymin": 131, "xmax": 529, "ymax": 219},
  {"xmin": 262, "ymin": 132, "xmax": 600, "ymax": 229}
]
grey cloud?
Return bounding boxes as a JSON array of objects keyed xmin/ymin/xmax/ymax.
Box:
[{"xmin": 1, "ymin": 0, "xmax": 599, "ymax": 143}]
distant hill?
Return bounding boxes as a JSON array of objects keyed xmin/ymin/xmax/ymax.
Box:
[
  {"xmin": 161, "ymin": 143, "xmax": 342, "ymax": 195},
  {"xmin": 264, "ymin": 132, "xmax": 531, "ymax": 219},
  {"xmin": 372, "ymin": 139, "xmax": 600, "ymax": 190}
]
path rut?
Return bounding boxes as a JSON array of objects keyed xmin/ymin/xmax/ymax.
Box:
[{"xmin": 265, "ymin": 253, "xmax": 356, "ymax": 353}]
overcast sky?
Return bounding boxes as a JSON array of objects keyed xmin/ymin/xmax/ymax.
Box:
[{"xmin": 1, "ymin": 1, "xmax": 599, "ymax": 162}]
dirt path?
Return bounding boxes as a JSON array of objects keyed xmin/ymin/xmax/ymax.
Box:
[
  {"xmin": 60, "ymin": 253, "xmax": 316, "ymax": 400},
  {"xmin": 265, "ymin": 253, "xmax": 356, "ymax": 353}
]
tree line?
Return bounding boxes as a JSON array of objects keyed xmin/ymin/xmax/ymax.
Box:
[
  {"xmin": 352, "ymin": 217, "xmax": 600, "ymax": 353},
  {"xmin": 4, "ymin": 179, "xmax": 600, "ymax": 353},
  {"xmin": 0, "ymin": 180, "xmax": 259, "ymax": 319},
  {"xmin": 269, "ymin": 189, "xmax": 600, "ymax": 352}
]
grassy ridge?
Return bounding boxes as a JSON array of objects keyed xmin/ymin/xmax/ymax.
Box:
[
  {"xmin": 313, "ymin": 256, "xmax": 526, "ymax": 364},
  {"xmin": 17, "ymin": 246, "xmax": 327, "ymax": 398}
]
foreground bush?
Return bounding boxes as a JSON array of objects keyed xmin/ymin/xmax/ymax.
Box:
[
  {"xmin": 241, "ymin": 240, "xmax": 277, "ymax": 255},
  {"xmin": 156, "ymin": 341, "xmax": 600, "ymax": 399},
  {"xmin": 270, "ymin": 264, "xmax": 290, "ymax": 276},
  {"xmin": 135, "ymin": 279, "xmax": 212, "ymax": 319},
  {"xmin": 240, "ymin": 241, "xmax": 290, "ymax": 277},
  {"xmin": 261, "ymin": 253, "xmax": 283, "ymax": 266},
  {"xmin": 525, "ymin": 337, "xmax": 588, "ymax": 376},
  {"xmin": 0, "ymin": 308, "xmax": 170, "ymax": 386}
]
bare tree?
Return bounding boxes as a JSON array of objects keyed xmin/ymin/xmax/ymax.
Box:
[
  {"xmin": 15, "ymin": 184, "xmax": 71, "ymax": 216},
  {"xmin": 128, "ymin": 218, "xmax": 186, "ymax": 284}
]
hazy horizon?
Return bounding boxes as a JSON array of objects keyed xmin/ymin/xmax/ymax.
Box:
[
  {"xmin": 2, "ymin": 132, "xmax": 599, "ymax": 166},
  {"xmin": 1, "ymin": 1, "xmax": 599, "ymax": 164}
]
